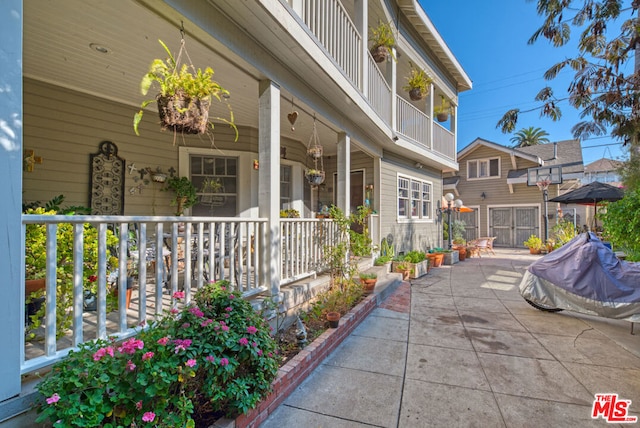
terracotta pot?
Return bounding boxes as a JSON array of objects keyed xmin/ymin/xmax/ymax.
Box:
[
  {"xmin": 326, "ymin": 311, "xmax": 341, "ymax": 328},
  {"xmin": 428, "ymin": 253, "xmax": 444, "ymax": 267},
  {"xmin": 360, "ymin": 278, "xmax": 377, "ymax": 294},
  {"xmin": 529, "ymin": 247, "xmax": 542, "ymax": 255}
]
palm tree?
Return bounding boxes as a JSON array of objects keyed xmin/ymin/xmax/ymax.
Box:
[{"xmin": 510, "ymin": 127, "xmax": 550, "ymax": 148}]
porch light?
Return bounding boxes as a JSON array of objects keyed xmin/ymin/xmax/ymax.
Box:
[{"xmin": 440, "ymin": 193, "xmax": 463, "ymax": 249}]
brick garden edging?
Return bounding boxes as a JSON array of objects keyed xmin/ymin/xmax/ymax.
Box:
[{"xmin": 221, "ymin": 292, "xmax": 378, "ymax": 428}]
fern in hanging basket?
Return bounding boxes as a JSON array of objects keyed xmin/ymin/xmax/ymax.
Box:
[{"xmin": 133, "ymin": 39, "xmax": 237, "ymax": 138}]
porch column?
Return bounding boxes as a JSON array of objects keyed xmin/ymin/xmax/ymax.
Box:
[
  {"xmin": 0, "ymin": 0, "xmax": 23, "ymax": 402},
  {"xmin": 336, "ymin": 132, "xmax": 350, "ymax": 214},
  {"xmin": 428, "ymin": 82, "xmax": 434, "ymax": 150},
  {"xmin": 452, "ymin": 103, "xmax": 458, "ymax": 160},
  {"xmin": 258, "ymin": 80, "xmax": 281, "ymax": 297},
  {"xmin": 354, "ymin": 0, "xmax": 367, "ymax": 93}
]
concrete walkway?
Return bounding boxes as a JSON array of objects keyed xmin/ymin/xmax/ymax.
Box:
[{"xmin": 261, "ymin": 249, "xmax": 640, "ymax": 427}]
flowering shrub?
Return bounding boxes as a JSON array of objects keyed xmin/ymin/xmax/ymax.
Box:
[{"xmin": 36, "ymin": 280, "xmax": 279, "ymax": 426}]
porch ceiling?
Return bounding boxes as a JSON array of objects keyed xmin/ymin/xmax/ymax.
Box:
[{"xmin": 22, "ymin": 0, "xmax": 350, "ymax": 157}]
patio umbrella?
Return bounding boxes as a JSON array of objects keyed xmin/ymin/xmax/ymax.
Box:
[{"xmin": 549, "ymin": 181, "xmax": 624, "ymax": 228}]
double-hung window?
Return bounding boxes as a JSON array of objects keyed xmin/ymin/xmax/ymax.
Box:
[
  {"xmin": 467, "ymin": 157, "xmax": 500, "ymax": 179},
  {"xmin": 398, "ymin": 175, "xmax": 432, "ymax": 220}
]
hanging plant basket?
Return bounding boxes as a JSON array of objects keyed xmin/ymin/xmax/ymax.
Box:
[
  {"xmin": 409, "ymin": 88, "xmax": 424, "ymax": 101},
  {"xmin": 370, "ymin": 45, "xmax": 388, "ymax": 63},
  {"xmin": 307, "ymin": 145, "xmax": 323, "ymax": 159},
  {"xmin": 436, "ymin": 112, "xmax": 449, "ymax": 122},
  {"xmin": 305, "ymin": 169, "xmax": 325, "ymax": 185},
  {"xmin": 157, "ymin": 90, "xmax": 211, "ymax": 135}
]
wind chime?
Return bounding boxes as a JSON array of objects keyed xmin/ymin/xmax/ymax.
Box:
[{"xmin": 305, "ymin": 115, "xmax": 325, "ymax": 185}]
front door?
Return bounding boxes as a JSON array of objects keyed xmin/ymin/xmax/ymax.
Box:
[{"xmin": 489, "ymin": 206, "xmax": 539, "ymax": 247}]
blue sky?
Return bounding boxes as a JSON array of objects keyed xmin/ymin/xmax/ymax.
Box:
[{"xmin": 419, "ymin": 0, "xmax": 629, "ymax": 165}]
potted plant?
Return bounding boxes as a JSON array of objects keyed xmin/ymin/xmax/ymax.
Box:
[
  {"xmin": 394, "ymin": 262, "xmax": 412, "ymax": 281},
  {"xmin": 523, "ymin": 234, "xmax": 543, "ymax": 254},
  {"xmin": 434, "ymin": 95, "xmax": 453, "ymax": 122},
  {"xmin": 326, "ymin": 311, "xmax": 341, "ymax": 328},
  {"xmin": 427, "ymin": 249, "xmax": 445, "ymax": 267},
  {"xmin": 358, "ymin": 272, "xmax": 377, "ymax": 294},
  {"xmin": 374, "ymin": 255, "xmax": 393, "ymax": 273},
  {"xmin": 305, "ymin": 168, "xmax": 325, "ymax": 185},
  {"xmin": 164, "ymin": 176, "xmax": 198, "ymax": 215},
  {"xmin": 442, "ymin": 249, "xmax": 459, "ymax": 265},
  {"xmin": 369, "ymin": 21, "xmax": 396, "ymax": 63},
  {"xmin": 403, "ymin": 66, "xmax": 432, "ymax": 101},
  {"xmin": 133, "ymin": 39, "xmax": 237, "ymax": 137}
]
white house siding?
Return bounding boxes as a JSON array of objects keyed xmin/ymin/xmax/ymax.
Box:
[{"xmin": 379, "ymin": 152, "xmax": 442, "ymax": 254}]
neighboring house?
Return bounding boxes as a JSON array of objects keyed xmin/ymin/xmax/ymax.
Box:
[
  {"xmin": 583, "ymin": 158, "xmax": 624, "ymax": 187},
  {"xmin": 444, "ymin": 138, "xmax": 584, "ymax": 247},
  {"xmin": 1, "ymin": 0, "xmax": 471, "ymax": 420}
]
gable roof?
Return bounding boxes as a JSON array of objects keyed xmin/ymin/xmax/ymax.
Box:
[
  {"xmin": 585, "ymin": 157, "xmax": 624, "ymax": 173},
  {"xmin": 458, "ymin": 138, "xmax": 540, "ymax": 163},
  {"xmin": 514, "ymin": 139, "xmax": 584, "ymax": 174}
]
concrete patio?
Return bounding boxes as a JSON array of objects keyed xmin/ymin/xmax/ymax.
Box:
[{"xmin": 261, "ymin": 248, "xmax": 640, "ymax": 427}]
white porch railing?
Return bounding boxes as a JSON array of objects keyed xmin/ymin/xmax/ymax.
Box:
[
  {"xmin": 280, "ymin": 218, "xmax": 339, "ymax": 285},
  {"xmin": 433, "ymin": 122, "xmax": 456, "ymax": 160},
  {"xmin": 366, "ymin": 53, "xmax": 392, "ymax": 124},
  {"xmin": 396, "ymin": 96, "xmax": 430, "ymax": 148},
  {"xmin": 21, "ymin": 215, "xmax": 266, "ymax": 374},
  {"xmin": 293, "ymin": 0, "xmax": 362, "ymax": 87}
]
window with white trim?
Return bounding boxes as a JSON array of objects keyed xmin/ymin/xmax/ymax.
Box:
[
  {"xmin": 398, "ymin": 175, "xmax": 432, "ymax": 220},
  {"xmin": 467, "ymin": 157, "xmax": 500, "ymax": 179}
]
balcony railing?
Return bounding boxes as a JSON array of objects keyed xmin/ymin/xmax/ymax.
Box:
[
  {"xmin": 293, "ymin": 0, "xmax": 361, "ymax": 87},
  {"xmin": 366, "ymin": 53, "xmax": 392, "ymax": 124},
  {"xmin": 396, "ymin": 96, "xmax": 430, "ymax": 148},
  {"xmin": 21, "ymin": 215, "xmax": 266, "ymax": 374},
  {"xmin": 280, "ymin": 218, "xmax": 338, "ymax": 284},
  {"xmin": 395, "ymin": 96, "xmax": 456, "ymax": 162},
  {"xmin": 433, "ymin": 122, "xmax": 456, "ymax": 160}
]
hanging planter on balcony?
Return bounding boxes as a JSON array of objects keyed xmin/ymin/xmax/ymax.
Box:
[
  {"xmin": 307, "ymin": 145, "xmax": 323, "ymax": 159},
  {"xmin": 305, "ymin": 114, "xmax": 325, "ymax": 186},
  {"xmin": 133, "ymin": 37, "xmax": 237, "ymax": 140},
  {"xmin": 305, "ymin": 169, "xmax": 325, "ymax": 185}
]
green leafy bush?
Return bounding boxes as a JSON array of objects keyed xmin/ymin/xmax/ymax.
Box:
[
  {"xmin": 403, "ymin": 250, "xmax": 426, "ymax": 263},
  {"xmin": 36, "ymin": 281, "xmax": 279, "ymax": 426},
  {"xmin": 601, "ymin": 189, "xmax": 640, "ymax": 261}
]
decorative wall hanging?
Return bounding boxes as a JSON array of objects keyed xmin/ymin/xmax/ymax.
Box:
[
  {"xmin": 89, "ymin": 141, "xmax": 125, "ymax": 215},
  {"xmin": 305, "ymin": 115, "xmax": 325, "ymax": 186},
  {"xmin": 287, "ymin": 97, "xmax": 298, "ymax": 131},
  {"xmin": 133, "ymin": 24, "xmax": 237, "ymax": 143}
]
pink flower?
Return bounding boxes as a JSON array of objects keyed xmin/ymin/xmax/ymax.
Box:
[
  {"xmin": 205, "ymin": 355, "xmax": 215, "ymax": 363},
  {"xmin": 92, "ymin": 346, "xmax": 115, "ymax": 362},
  {"xmin": 173, "ymin": 338, "xmax": 192, "ymax": 353},
  {"xmin": 142, "ymin": 352, "xmax": 154, "ymax": 361},
  {"xmin": 182, "ymin": 323, "xmax": 191, "ymax": 328},
  {"xmin": 173, "ymin": 291, "xmax": 185, "ymax": 300},
  {"xmin": 220, "ymin": 286, "xmax": 226, "ymax": 291},
  {"xmin": 238, "ymin": 337, "xmax": 249, "ymax": 346},
  {"xmin": 157, "ymin": 337, "xmax": 169, "ymax": 346},
  {"xmin": 46, "ymin": 393, "xmax": 60, "ymax": 404},
  {"xmin": 221, "ymin": 325, "xmax": 229, "ymax": 332},
  {"xmin": 229, "ymin": 294, "xmax": 235, "ymax": 299},
  {"xmin": 142, "ymin": 412, "xmax": 156, "ymax": 422},
  {"xmin": 225, "ymin": 306, "xmax": 233, "ymax": 312},
  {"xmin": 185, "ymin": 359, "xmax": 197, "ymax": 367},
  {"xmin": 219, "ymin": 358, "xmax": 229, "ymax": 366},
  {"xmin": 118, "ymin": 338, "xmax": 144, "ymax": 355},
  {"xmin": 135, "ymin": 401, "xmax": 142, "ymax": 410},
  {"xmin": 170, "ymin": 308, "xmax": 179, "ymax": 315},
  {"xmin": 126, "ymin": 360, "xmax": 136, "ymax": 371},
  {"xmin": 257, "ymin": 349, "xmax": 263, "ymax": 356},
  {"xmin": 189, "ymin": 306, "xmax": 204, "ymax": 318},
  {"xmin": 246, "ymin": 326, "xmax": 258, "ymax": 334},
  {"xmin": 200, "ymin": 319, "xmax": 213, "ymax": 327},
  {"xmin": 252, "ymin": 341, "xmax": 257, "ymax": 347}
]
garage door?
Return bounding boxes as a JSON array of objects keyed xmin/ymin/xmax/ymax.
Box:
[{"xmin": 489, "ymin": 207, "xmax": 539, "ymax": 247}]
